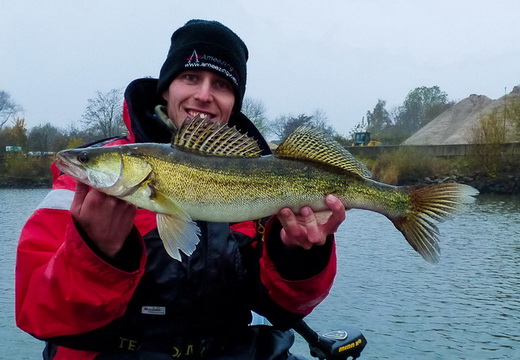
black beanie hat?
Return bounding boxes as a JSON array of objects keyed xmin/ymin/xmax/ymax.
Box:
[{"xmin": 157, "ymin": 19, "xmax": 249, "ymax": 112}]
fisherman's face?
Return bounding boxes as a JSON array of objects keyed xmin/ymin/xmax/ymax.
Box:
[{"xmin": 163, "ymin": 70, "xmax": 235, "ymax": 127}]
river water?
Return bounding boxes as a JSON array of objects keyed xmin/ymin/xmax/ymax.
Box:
[{"xmin": 1, "ymin": 189, "xmax": 518, "ymax": 359}]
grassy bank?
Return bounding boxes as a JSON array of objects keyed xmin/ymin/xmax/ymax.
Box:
[
  {"xmin": 0, "ymin": 153, "xmax": 53, "ymax": 188},
  {"xmin": 362, "ymin": 147, "xmax": 520, "ymax": 194}
]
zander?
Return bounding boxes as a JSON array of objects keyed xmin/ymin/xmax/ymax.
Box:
[{"xmin": 56, "ymin": 116, "xmax": 478, "ymax": 262}]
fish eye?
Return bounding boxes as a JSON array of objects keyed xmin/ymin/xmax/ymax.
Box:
[{"xmin": 77, "ymin": 151, "xmax": 89, "ymax": 163}]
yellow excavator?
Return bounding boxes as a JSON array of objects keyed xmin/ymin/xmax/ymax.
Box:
[{"xmin": 351, "ymin": 132, "xmax": 381, "ymax": 146}]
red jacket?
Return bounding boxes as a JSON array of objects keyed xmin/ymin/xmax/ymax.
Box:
[{"xmin": 15, "ymin": 78, "xmax": 337, "ymax": 359}]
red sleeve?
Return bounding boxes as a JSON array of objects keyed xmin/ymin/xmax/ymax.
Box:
[
  {"xmin": 259, "ymin": 218, "xmax": 337, "ymax": 315},
  {"xmin": 229, "ymin": 220, "xmax": 257, "ymax": 238},
  {"xmin": 15, "ymin": 175, "xmax": 148, "ymax": 339}
]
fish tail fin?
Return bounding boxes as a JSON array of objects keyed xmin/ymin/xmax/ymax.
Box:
[
  {"xmin": 391, "ymin": 183, "xmax": 478, "ymax": 264},
  {"xmin": 156, "ymin": 213, "xmax": 201, "ymax": 261}
]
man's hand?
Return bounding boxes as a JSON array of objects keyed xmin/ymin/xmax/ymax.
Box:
[
  {"xmin": 277, "ymin": 195, "xmax": 346, "ymax": 249},
  {"xmin": 70, "ymin": 182, "xmax": 137, "ymax": 257}
]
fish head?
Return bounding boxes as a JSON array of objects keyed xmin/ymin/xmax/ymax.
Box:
[{"xmin": 55, "ymin": 146, "xmax": 153, "ymax": 197}]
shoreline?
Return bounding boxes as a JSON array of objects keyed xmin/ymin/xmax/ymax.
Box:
[
  {"xmin": 0, "ymin": 179, "xmax": 52, "ymax": 189},
  {"xmin": 399, "ymin": 172, "xmax": 520, "ymax": 195}
]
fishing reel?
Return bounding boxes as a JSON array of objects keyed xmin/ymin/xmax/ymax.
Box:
[{"xmin": 293, "ymin": 320, "xmax": 367, "ymax": 360}]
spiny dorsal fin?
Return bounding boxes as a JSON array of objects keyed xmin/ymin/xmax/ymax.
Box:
[
  {"xmin": 172, "ymin": 115, "xmax": 262, "ymax": 158},
  {"xmin": 275, "ymin": 126, "xmax": 372, "ymax": 178}
]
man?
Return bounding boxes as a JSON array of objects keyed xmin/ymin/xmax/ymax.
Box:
[{"xmin": 16, "ymin": 19, "xmax": 345, "ymax": 359}]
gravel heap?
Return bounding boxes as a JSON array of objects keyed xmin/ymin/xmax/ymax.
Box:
[{"xmin": 403, "ymin": 86, "xmax": 520, "ymax": 145}]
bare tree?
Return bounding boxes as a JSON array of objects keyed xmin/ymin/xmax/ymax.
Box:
[
  {"xmin": 0, "ymin": 90, "xmax": 23, "ymax": 129},
  {"xmin": 271, "ymin": 114, "xmax": 312, "ymax": 141},
  {"xmin": 469, "ymin": 108, "xmax": 507, "ymax": 175},
  {"xmin": 81, "ymin": 88, "xmax": 125, "ymax": 138},
  {"xmin": 241, "ymin": 97, "xmax": 270, "ymax": 137},
  {"xmin": 271, "ymin": 110, "xmax": 335, "ymax": 142},
  {"xmin": 310, "ymin": 109, "xmax": 335, "ymax": 136}
]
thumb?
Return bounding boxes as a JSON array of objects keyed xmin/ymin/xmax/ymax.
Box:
[{"xmin": 70, "ymin": 181, "xmax": 89, "ymax": 216}]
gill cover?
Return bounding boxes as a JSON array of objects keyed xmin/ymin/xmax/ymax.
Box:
[{"xmin": 84, "ymin": 148, "xmax": 153, "ymax": 197}]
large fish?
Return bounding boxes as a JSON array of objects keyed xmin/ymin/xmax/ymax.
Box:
[{"xmin": 55, "ymin": 116, "xmax": 478, "ymax": 262}]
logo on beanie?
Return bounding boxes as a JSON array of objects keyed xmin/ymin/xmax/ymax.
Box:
[
  {"xmin": 186, "ymin": 50, "xmax": 203, "ymax": 64},
  {"xmin": 185, "ymin": 50, "xmax": 238, "ymax": 87}
]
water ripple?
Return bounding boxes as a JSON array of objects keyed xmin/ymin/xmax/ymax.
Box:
[{"xmin": 293, "ymin": 195, "xmax": 520, "ymax": 360}]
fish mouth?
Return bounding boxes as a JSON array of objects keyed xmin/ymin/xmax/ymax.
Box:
[{"xmin": 55, "ymin": 155, "xmax": 88, "ymax": 182}]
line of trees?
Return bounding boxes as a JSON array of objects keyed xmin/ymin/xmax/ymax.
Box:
[
  {"xmin": 352, "ymin": 86, "xmax": 455, "ymax": 144},
  {"xmin": 242, "ymin": 98, "xmax": 339, "ymax": 144},
  {"xmin": 3, "ymin": 84, "xmax": 519, "ymax": 157},
  {"xmin": 1, "ymin": 89, "xmax": 343, "ymax": 154},
  {"xmin": 0, "ymin": 89, "xmax": 126, "ymax": 186},
  {"xmin": 0, "ymin": 84, "xmax": 463, "ymax": 155},
  {"xmin": 0, "ymin": 89, "xmax": 125, "ymax": 155},
  {"xmin": 2, "ymin": 83, "xmax": 520, "ymax": 187}
]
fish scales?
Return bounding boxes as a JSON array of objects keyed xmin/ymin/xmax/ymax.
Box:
[{"xmin": 129, "ymin": 144, "xmax": 407, "ymax": 222}]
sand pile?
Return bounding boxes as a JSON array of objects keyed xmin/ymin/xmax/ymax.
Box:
[{"xmin": 403, "ymin": 86, "xmax": 520, "ymax": 145}]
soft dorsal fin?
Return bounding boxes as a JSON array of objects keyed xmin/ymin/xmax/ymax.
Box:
[
  {"xmin": 275, "ymin": 126, "xmax": 372, "ymax": 178},
  {"xmin": 172, "ymin": 115, "xmax": 262, "ymax": 158}
]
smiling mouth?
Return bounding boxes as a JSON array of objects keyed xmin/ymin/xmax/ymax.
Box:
[{"xmin": 187, "ymin": 110, "xmax": 213, "ymax": 120}]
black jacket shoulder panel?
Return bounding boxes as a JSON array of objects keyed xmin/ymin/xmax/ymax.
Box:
[{"xmin": 124, "ymin": 78, "xmax": 171, "ymax": 143}]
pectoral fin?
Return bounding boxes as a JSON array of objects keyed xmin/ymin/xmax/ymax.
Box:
[
  {"xmin": 150, "ymin": 188, "xmax": 201, "ymax": 261},
  {"xmin": 156, "ymin": 213, "xmax": 201, "ymax": 261}
]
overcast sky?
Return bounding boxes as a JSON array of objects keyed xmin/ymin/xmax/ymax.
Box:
[{"xmin": 2, "ymin": 0, "xmax": 519, "ymax": 136}]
